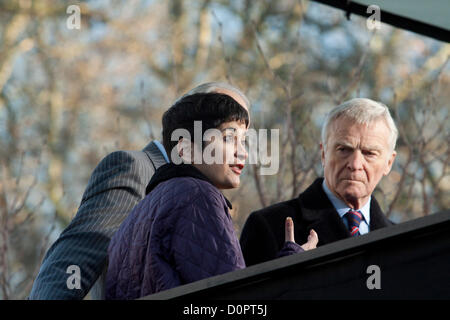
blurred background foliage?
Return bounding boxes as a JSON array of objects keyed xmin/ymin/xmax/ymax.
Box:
[{"xmin": 0, "ymin": 0, "xmax": 448, "ymax": 299}]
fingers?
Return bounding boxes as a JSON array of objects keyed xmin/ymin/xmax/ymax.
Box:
[
  {"xmin": 285, "ymin": 217, "xmax": 295, "ymax": 243},
  {"xmin": 301, "ymin": 229, "xmax": 319, "ymax": 251},
  {"xmin": 284, "ymin": 219, "xmax": 319, "ymax": 251},
  {"xmin": 308, "ymin": 229, "xmax": 319, "ymax": 247}
]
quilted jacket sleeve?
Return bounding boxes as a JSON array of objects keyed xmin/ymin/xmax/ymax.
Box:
[
  {"xmin": 276, "ymin": 241, "xmax": 304, "ymax": 257},
  {"xmin": 165, "ymin": 186, "xmax": 245, "ymax": 287}
]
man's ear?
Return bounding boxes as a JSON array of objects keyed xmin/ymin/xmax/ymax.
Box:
[
  {"xmin": 384, "ymin": 150, "xmax": 397, "ymax": 176},
  {"xmin": 320, "ymin": 143, "xmax": 325, "ymax": 167}
]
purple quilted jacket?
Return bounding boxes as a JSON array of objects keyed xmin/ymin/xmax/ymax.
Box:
[
  {"xmin": 105, "ymin": 164, "xmax": 245, "ymax": 299},
  {"xmin": 105, "ymin": 163, "xmax": 303, "ymax": 299}
]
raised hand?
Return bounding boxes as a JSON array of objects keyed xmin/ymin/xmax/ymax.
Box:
[{"xmin": 285, "ymin": 217, "xmax": 318, "ymax": 251}]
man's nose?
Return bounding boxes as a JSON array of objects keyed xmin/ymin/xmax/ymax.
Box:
[{"xmin": 347, "ymin": 150, "xmax": 364, "ymax": 170}]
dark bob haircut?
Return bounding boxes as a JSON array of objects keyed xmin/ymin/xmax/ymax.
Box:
[{"xmin": 162, "ymin": 92, "xmax": 249, "ymax": 155}]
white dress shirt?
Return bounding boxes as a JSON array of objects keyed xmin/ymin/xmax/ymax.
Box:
[
  {"xmin": 322, "ymin": 180, "xmax": 371, "ymax": 235},
  {"xmin": 154, "ymin": 140, "xmax": 170, "ymax": 163}
]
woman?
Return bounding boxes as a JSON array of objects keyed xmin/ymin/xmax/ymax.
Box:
[{"xmin": 105, "ymin": 92, "xmax": 318, "ymax": 299}]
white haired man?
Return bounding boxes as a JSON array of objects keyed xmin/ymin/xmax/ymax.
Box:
[
  {"xmin": 240, "ymin": 98, "xmax": 397, "ymax": 266},
  {"xmin": 29, "ymin": 82, "xmax": 251, "ymax": 300}
]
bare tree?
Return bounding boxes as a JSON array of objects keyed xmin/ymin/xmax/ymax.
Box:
[{"xmin": 0, "ymin": 0, "xmax": 448, "ymax": 297}]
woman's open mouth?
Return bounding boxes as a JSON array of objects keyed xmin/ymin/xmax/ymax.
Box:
[{"xmin": 230, "ymin": 164, "xmax": 244, "ymax": 175}]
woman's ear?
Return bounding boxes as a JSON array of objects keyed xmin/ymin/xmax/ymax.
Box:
[
  {"xmin": 176, "ymin": 138, "xmax": 184, "ymax": 158},
  {"xmin": 177, "ymin": 138, "xmax": 194, "ymax": 164}
]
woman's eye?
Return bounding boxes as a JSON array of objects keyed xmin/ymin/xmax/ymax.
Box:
[{"xmin": 223, "ymin": 135, "xmax": 234, "ymax": 143}]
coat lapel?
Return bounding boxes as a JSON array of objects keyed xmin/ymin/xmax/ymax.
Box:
[
  {"xmin": 369, "ymin": 197, "xmax": 393, "ymax": 229},
  {"xmin": 297, "ymin": 179, "xmax": 392, "ymax": 245},
  {"xmin": 296, "ymin": 178, "xmax": 350, "ymax": 246}
]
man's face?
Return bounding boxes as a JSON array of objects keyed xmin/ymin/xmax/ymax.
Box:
[{"xmin": 321, "ymin": 117, "xmax": 396, "ymax": 209}]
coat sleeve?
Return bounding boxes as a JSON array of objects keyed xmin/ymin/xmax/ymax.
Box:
[
  {"xmin": 240, "ymin": 212, "xmax": 308, "ymax": 265},
  {"xmin": 240, "ymin": 211, "xmax": 281, "ymax": 266},
  {"xmin": 28, "ymin": 151, "xmax": 154, "ymax": 300},
  {"xmin": 168, "ymin": 191, "xmax": 245, "ymax": 286}
]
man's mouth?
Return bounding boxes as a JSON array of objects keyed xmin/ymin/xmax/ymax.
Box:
[
  {"xmin": 230, "ymin": 164, "xmax": 244, "ymax": 175},
  {"xmin": 342, "ymin": 178, "xmax": 363, "ymax": 183}
]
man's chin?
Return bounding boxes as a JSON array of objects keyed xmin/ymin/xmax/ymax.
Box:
[
  {"xmin": 339, "ymin": 185, "xmax": 364, "ymax": 199},
  {"xmin": 340, "ymin": 189, "xmax": 370, "ymax": 208}
]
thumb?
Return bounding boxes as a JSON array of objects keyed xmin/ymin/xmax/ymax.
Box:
[
  {"xmin": 301, "ymin": 229, "xmax": 319, "ymax": 251},
  {"xmin": 308, "ymin": 229, "xmax": 319, "ymax": 247},
  {"xmin": 285, "ymin": 217, "xmax": 295, "ymax": 243}
]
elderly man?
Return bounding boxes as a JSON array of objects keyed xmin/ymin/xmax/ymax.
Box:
[
  {"xmin": 29, "ymin": 82, "xmax": 251, "ymax": 300},
  {"xmin": 240, "ymin": 98, "xmax": 397, "ymax": 266}
]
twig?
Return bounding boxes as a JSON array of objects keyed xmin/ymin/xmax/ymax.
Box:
[
  {"xmin": 211, "ymin": 10, "xmax": 234, "ymax": 85},
  {"xmin": 252, "ymin": 164, "xmax": 268, "ymax": 208}
]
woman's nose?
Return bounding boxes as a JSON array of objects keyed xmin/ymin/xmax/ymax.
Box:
[{"xmin": 236, "ymin": 139, "xmax": 248, "ymax": 161}]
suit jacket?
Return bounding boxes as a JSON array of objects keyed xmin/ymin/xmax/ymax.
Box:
[
  {"xmin": 28, "ymin": 141, "xmax": 167, "ymax": 300},
  {"xmin": 240, "ymin": 178, "xmax": 394, "ymax": 266}
]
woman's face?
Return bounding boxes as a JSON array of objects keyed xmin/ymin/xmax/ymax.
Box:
[{"xmin": 193, "ymin": 120, "xmax": 248, "ymax": 189}]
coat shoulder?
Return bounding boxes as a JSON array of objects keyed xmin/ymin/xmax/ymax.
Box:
[
  {"xmin": 249, "ymin": 178, "xmax": 326, "ymax": 221},
  {"xmin": 249, "ymin": 198, "xmax": 300, "ymax": 223}
]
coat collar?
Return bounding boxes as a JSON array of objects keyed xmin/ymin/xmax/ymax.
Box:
[
  {"xmin": 145, "ymin": 163, "xmax": 233, "ymax": 209},
  {"xmin": 321, "ymin": 179, "xmax": 371, "ymax": 225},
  {"xmin": 142, "ymin": 141, "xmax": 169, "ymax": 169},
  {"xmin": 296, "ymin": 178, "xmax": 391, "ymax": 246}
]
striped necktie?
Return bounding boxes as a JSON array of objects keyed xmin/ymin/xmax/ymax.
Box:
[{"xmin": 345, "ymin": 210, "xmax": 363, "ymax": 236}]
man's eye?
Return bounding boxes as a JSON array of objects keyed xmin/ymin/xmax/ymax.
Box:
[{"xmin": 363, "ymin": 150, "xmax": 377, "ymax": 157}]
